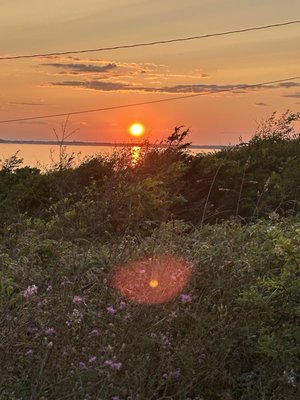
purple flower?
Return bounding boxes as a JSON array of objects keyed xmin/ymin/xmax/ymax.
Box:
[
  {"xmin": 119, "ymin": 301, "xmax": 126, "ymax": 310},
  {"xmin": 72, "ymin": 296, "xmax": 83, "ymax": 305},
  {"xmin": 172, "ymin": 368, "xmax": 181, "ymax": 378},
  {"xmin": 46, "ymin": 285, "xmax": 52, "ymax": 292},
  {"xmin": 104, "ymin": 359, "xmax": 122, "ymax": 370},
  {"xmin": 106, "ymin": 306, "xmax": 117, "ymax": 314},
  {"xmin": 179, "ymin": 293, "xmax": 192, "ymax": 303},
  {"xmin": 104, "ymin": 359, "xmax": 113, "ymax": 367},
  {"xmin": 113, "ymin": 362, "xmax": 122, "ymax": 370},
  {"xmin": 89, "ymin": 329, "xmax": 100, "ymax": 337},
  {"xmin": 45, "ymin": 327, "xmax": 55, "ymax": 335},
  {"xmin": 25, "ymin": 349, "xmax": 33, "ymax": 356},
  {"xmin": 23, "ymin": 284, "xmax": 38, "ymax": 300},
  {"xmin": 38, "ymin": 298, "xmax": 48, "ymax": 307},
  {"xmin": 79, "ymin": 361, "xmax": 87, "ymax": 370},
  {"xmin": 112, "ymin": 396, "xmax": 121, "ymax": 400},
  {"xmin": 88, "ymin": 356, "xmax": 97, "ymax": 363}
]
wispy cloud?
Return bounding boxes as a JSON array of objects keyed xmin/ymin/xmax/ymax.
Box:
[
  {"xmin": 43, "ymin": 62, "xmax": 117, "ymax": 74},
  {"xmin": 278, "ymin": 82, "xmax": 300, "ymax": 88},
  {"xmin": 283, "ymin": 92, "xmax": 300, "ymax": 98},
  {"xmin": 255, "ymin": 102, "xmax": 269, "ymax": 106},
  {"xmin": 50, "ymin": 80, "xmax": 288, "ymax": 95},
  {"xmin": 42, "ymin": 59, "xmax": 208, "ymax": 84}
]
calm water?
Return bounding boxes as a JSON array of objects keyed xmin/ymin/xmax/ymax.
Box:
[{"xmin": 0, "ymin": 143, "xmax": 218, "ymax": 169}]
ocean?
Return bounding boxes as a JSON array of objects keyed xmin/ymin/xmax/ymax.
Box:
[{"xmin": 0, "ymin": 143, "xmax": 220, "ymax": 169}]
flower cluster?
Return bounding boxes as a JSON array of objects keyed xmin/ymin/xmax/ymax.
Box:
[
  {"xmin": 23, "ymin": 284, "xmax": 38, "ymax": 300},
  {"xmin": 66, "ymin": 308, "xmax": 83, "ymax": 326},
  {"xmin": 106, "ymin": 306, "xmax": 117, "ymax": 314},
  {"xmin": 179, "ymin": 293, "xmax": 192, "ymax": 303},
  {"xmin": 72, "ymin": 295, "xmax": 84, "ymax": 305},
  {"xmin": 104, "ymin": 359, "xmax": 122, "ymax": 370}
]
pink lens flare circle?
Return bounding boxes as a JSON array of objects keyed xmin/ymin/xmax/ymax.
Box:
[{"xmin": 111, "ymin": 255, "xmax": 193, "ymax": 304}]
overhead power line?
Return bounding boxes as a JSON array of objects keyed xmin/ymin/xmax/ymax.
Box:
[
  {"xmin": 0, "ymin": 76, "xmax": 299, "ymax": 124},
  {"xmin": 0, "ymin": 20, "xmax": 299, "ymax": 61}
]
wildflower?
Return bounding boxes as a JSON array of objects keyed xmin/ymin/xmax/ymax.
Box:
[
  {"xmin": 72, "ymin": 295, "xmax": 83, "ymax": 305},
  {"xmin": 169, "ymin": 310, "xmax": 178, "ymax": 318},
  {"xmin": 160, "ymin": 333, "xmax": 171, "ymax": 346},
  {"xmin": 66, "ymin": 308, "xmax": 83, "ymax": 326},
  {"xmin": 38, "ymin": 298, "xmax": 48, "ymax": 307},
  {"xmin": 112, "ymin": 396, "xmax": 121, "ymax": 400},
  {"xmin": 179, "ymin": 293, "xmax": 192, "ymax": 303},
  {"xmin": 119, "ymin": 301, "xmax": 126, "ymax": 310},
  {"xmin": 172, "ymin": 368, "xmax": 181, "ymax": 378},
  {"xmin": 46, "ymin": 285, "xmax": 52, "ymax": 292},
  {"xmin": 45, "ymin": 327, "xmax": 55, "ymax": 335},
  {"xmin": 89, "ymin": 329, "xmax": 100, "ymax": 337},
  {"xmin": 79, "ymin": 361, "xmax": 87, "ymax": 370},
  {"xmin": 112, "ymin": 362, "xmax": 122, "ymax": 370},
  {"xmin": 104, "ymin": 359, "xmax": 113, "ymax": 367},
  {"xmin": 106, "ymin": 306, "xmax": 117, "ymax": 314},
  {"xmin": 23, "ymin": 284, "xmax": 38, "ymax": 300},
  {"xmin": 88, "ymin": 356, "xmax": 97, "ymax": 363},
  {"xmin": 25, "ymin": 349, "xmax": 33, "ymax": 356},
  {"xmin": 104, "ymin": 359, "xmax": 122, "ymax": 370}
]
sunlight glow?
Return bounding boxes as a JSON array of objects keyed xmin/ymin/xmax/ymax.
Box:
[{"xmin": 129, "ymin": 123, "xmax": 144, "ymax": 136}]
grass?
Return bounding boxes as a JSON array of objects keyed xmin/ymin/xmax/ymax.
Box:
[{"xmin": 1, "ymin": 218, "xmax": 299, "ymax": 399}]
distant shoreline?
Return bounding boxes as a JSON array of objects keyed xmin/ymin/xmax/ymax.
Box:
[{"xmin": 0, "ymin": 139, "xmax": 226, "ymax": 149}]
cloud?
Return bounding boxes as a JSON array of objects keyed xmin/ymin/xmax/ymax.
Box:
[
  {"xmin": 53, "ymin": 80, "xmax": 130, "ymax": 91},
  {"xmin": 50, "ymin": 80, "xmax": 259, "ymax": 94},
  {"xmin": 255, "ymin": 102, "xmax": 269, "ymax": 106},
  {"xmin": 283, "ymin": 92, "xmax": 300, "ymax": 98},
  {"xmin": 43, "ymin": 62, "xmax": 117, "ymax": 74},
  {"xmin": 278, "ymin": 82, "xmax": 300, "ymax": 88}
]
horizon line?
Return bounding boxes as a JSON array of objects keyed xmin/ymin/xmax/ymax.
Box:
[{"xmin": 0, "ymin": 138, "xmax": 227, "ymax": 148}]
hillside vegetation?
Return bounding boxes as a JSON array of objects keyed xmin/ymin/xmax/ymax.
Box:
[{"xmin": 0, "ymin": 111, "xmax": 299, "ymax": 400}]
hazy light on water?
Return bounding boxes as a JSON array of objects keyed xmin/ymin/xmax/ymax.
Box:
[{"xmin": 131, "ymin": 146, "xmax": 140, "ymax": 165}]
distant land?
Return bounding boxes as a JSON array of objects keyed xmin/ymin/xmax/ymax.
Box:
[{"xmin": 0, "ymin": 138, "xmax": 225, "ymax": 149}]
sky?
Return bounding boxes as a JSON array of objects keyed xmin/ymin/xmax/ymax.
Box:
[{"xmin": 0, "ymin": 0, "xmax": 299, "ymax": 145}]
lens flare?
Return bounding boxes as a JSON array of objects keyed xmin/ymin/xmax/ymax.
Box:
[
  {"xmin": 111, "ymin": 255, "xmax": 193, "ymax": 305},
  {"xmin": 149, "ymin": 279, "xmax": 159, "ymax": 288}
]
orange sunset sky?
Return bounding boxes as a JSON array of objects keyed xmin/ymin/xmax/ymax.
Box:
[{"xmin": 0, "ymin": 0, "xmax": 300, "ymax": 145}]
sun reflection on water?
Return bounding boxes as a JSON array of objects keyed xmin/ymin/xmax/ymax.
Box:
[{"xmin": 131, "ymin": 146, "xmax": 141, "ymax": 165}]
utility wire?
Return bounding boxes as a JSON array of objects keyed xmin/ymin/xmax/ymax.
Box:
[
  {"xmin": 0, "ymin": 76, "xmax": 299, "ymax": 124},
  {"xmin": 0, "ymin": 20, "xmax": 299, "ymax": 61}
]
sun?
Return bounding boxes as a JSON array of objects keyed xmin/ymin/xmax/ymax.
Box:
[{"xmin": 129, "ymin": 123, "xmax": 145, "ymax": 136}]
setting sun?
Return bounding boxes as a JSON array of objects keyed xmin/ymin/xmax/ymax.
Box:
[{"xmin": 129, "ymin": 123, "xmax": 145, "ymax": 136}]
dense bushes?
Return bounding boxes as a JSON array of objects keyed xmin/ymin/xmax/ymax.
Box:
[{"xmin": 1, "ymin": 112, "xmax": 300, "ymax": 238}]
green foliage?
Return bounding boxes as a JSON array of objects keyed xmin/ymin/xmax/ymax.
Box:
[
  {"xmin": 1, "ymin": 115, "xmax": 300, "ymax": 399},
  {"xmin": 1, "ymin": 218, "xmax": 299, "ymax": 399}
]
